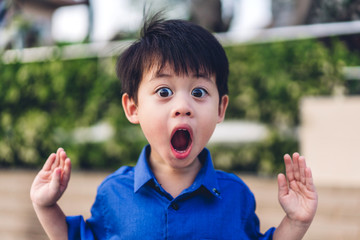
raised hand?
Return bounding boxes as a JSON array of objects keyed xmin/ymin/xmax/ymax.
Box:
[
  {"xmin": 277, "ymin": 153, "xmax": 318, "ymax": 225},
  {"xmin": 30, "ymin": 148, "xmax": 71, "ymax": 207}
]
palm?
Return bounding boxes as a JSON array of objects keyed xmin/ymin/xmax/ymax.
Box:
[{"xmin": 278, "ymin": 153, "xmax": 318, "ymax": 224}]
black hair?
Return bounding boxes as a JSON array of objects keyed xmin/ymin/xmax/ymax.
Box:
[{"xmin": 116, "ymin": 13, "xmax": 229, "ymax": 103}]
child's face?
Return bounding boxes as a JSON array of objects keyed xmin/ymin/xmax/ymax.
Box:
[{"xmin": 122, "ymin": 64, "xmax": 228, "ymax": 170}]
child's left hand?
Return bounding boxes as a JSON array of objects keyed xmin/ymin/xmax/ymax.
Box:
[{"xmin": 277, "ymin": 153, "xmax": 318, "ymax": 225}]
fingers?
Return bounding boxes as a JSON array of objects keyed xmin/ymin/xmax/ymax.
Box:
[
  {"xmin": 52, "ymin": 148, "xmax": 63, "ymax": 171},
  {"xmin": 43, "ymin": 148, "xmax": 67, "ymax": 172},
  {"xmin": 61, "ymin": 158, "xmax": 72, "ymax": 188},
  {"xmin": 60, "ymin": 150, "xmax": 67, "ymax": 170},
  {"xmin": 299, "ymin": 156, "xmax": 307, "ymax": 185},
  {"xmin": 277, "ymin": 173, "xmax": 289, "ymax": 198},
  {"xmin": 284, "ymin": 152, "xmax": 310, "ymax": 185},
  {"xmin": 50, "ymin": 151, "xmax": 72, "ymax": 195},
  {"xmin": 284, "ymin": 154, "xmax": 294, "ymax": 182},
  {"xmin": 292, "ymin": 153, "xmax": 300, "ymax": 181},
  {"xmin": 305, "ymin": 167, "xmax": 316, "ymax": 192},
  {"xmin": 50, "ymin": 167, "xmax": 62, "ymax": 191},
  {"xmin": 42, "ymin": 153, "xmax": 56, "ymax": 171}
]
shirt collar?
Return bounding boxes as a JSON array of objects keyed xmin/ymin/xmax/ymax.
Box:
[
  {"xmin": 134, "ymin": 145, "xmax": 221, "ymax": 199},
  {"xmin": 194, "ymin": 148, "xmax": 222, "ymax": 199},
  {"xmin": 134, "ymin": 145, "xmax": 154, "ymax": 193}
]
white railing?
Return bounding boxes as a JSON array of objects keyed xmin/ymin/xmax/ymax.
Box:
[
  {"xmin": 216, "ymin": 20, "xmax": 360, "ymax": 45},
  {"xmin": 3, "ymin": 20, "xmax": 360, "ymax": 64}
]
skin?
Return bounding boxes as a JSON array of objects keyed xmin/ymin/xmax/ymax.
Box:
[{"xmin": 30, "ymin": 65, "xmax": 318, "ymax": 240}]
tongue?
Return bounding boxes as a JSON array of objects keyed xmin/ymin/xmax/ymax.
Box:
[{"xmin": 171, "ymin": 130, "xmax": 190, "ymax": 151}]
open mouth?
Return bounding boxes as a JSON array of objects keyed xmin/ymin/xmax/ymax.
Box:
[{"xmin": 171, "ymin": 129, "xmax": 192, "ymax": 152}]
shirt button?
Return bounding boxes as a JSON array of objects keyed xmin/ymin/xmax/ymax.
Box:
[
  {"xmin": 212, "ymin": 188, "xmax": 220, "ymax": 196},
  {"xmin": 171, "ymin": 202, "xmax": 179, "ymax": 210}
]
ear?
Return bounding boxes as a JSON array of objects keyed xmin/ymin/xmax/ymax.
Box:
[
  {"xmin": 217, "ymin": 95, "xmax": 229, "ymax": 123},
  {"xmin": 122, "ymin": 93, "xmax": 139, "ymax": 124}
]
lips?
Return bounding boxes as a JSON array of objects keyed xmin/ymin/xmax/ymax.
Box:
[{"xmin": 170, "ymin": 127, "xmax": 193, "ymax": 158}]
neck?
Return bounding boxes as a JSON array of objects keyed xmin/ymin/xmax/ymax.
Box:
[{"xmin": 149, "ymin": 157, "xmax": 202, "ymax": 198}]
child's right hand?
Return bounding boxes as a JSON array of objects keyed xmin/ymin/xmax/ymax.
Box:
[{"xmin": 30, "ymin": 148, "xmax": 71, "ymax": 207}]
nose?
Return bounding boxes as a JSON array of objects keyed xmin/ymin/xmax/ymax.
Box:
[
  {"xmin": 172, "ymin": 94, "xmax": 193, "ymax": 117},
  {"xmin": 175, "ymin": 111, "xmax": 191, "ymax": 117}
]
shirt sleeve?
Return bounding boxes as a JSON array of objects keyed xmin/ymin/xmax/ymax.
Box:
[
  {"xmin": 66, "ymin": 215, "xmax": 96, "ymax": 240},
  {"xmin": 243, "ymin": 189, "xmax": 276, "ymax": 240},
  {"xmin": 262, "ymin": 227, "xmax": 276, "ymax": 240},
  {"xmin": 244, "ymin": 209, "xmax": 276, "ymax": 239},
  {"xmin": 66, "ymin": 186, "xmax": 109, "ymax": 239}
]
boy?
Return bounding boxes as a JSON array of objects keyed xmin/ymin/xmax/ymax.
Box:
[{"xmin": 30, "ymin": 15, "xmax": 317, "ymax": 239}]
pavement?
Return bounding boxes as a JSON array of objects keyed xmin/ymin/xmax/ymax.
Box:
[{"xmin": 1, "ymin": 170, "xmax": 359, "ymax": 239}]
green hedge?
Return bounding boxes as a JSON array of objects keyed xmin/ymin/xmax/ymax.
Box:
[
  {"xmin": 0, "ymin": 57, "xmax": 147, "ymax": 169},
  {"xmin": 0, "ymin": 39, "xmax": 358, "ymax": 173}
]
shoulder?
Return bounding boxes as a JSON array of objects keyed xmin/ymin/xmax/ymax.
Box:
[
  {"xmin": 215, "ymin": 170, "xmax": 253, "ymax": 195},
  {"xmin": 215, "ymin": 169, "xmax": 247, "ymax": 185},
  {"xmin": 215, "ymin": 170, "xmax": 257, "ymax": 211},
  {"xmin": 97, "ymin": 166, "xmax": 135, "ymax": 191}
]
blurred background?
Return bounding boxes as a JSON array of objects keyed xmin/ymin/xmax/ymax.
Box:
[{"xmin": 1, "ymin": 0, "xmax": 360, "ymax": 239}]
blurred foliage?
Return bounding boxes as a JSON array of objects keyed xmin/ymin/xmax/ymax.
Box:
[
  {"xmin": 0, "ymin": 38, "xmax": 359, "ymax": 173},
  {"xmin": 210, "ymin": 38, "xmax": 360, "ymax": 174},
  {"xmin": 226, "ymin": 39, "xmax": 354, "ymax": 125},
  {"xmin": 0, "ymin": 57, "xmax": 147, "ymax": 169},
  {"xmin": 210, "ymin": 129, "xmax": 298, "ymax": 175}
]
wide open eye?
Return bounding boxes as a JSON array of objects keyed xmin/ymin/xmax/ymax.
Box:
[
  {"xmin": 191, "ymin": 88, "xmax": 208, "ymax": 98},
  {"xmin": 157, "ymin": 87, "xmax": 173, "ymax": 98}
]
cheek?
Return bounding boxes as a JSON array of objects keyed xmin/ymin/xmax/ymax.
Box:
[
  {"xmin": 197, "ymin": 105, "xmax": 219, "ymax": 134},
  {"xmin": 138, "ymin": 105, "xmax": 168, "ymax": 142},
  {"xmin": 199, "ymin": 100, "xmax": 221, "ymax": 119}
]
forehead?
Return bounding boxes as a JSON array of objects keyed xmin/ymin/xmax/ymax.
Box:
[{"xmin": 142, "ymin": 61, "xmax": 214, "ymax": 80}]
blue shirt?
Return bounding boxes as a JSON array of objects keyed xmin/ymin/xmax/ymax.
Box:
[{"xmin": 66, "ymin": 145, "xmax": 275, "ymax": 239}]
